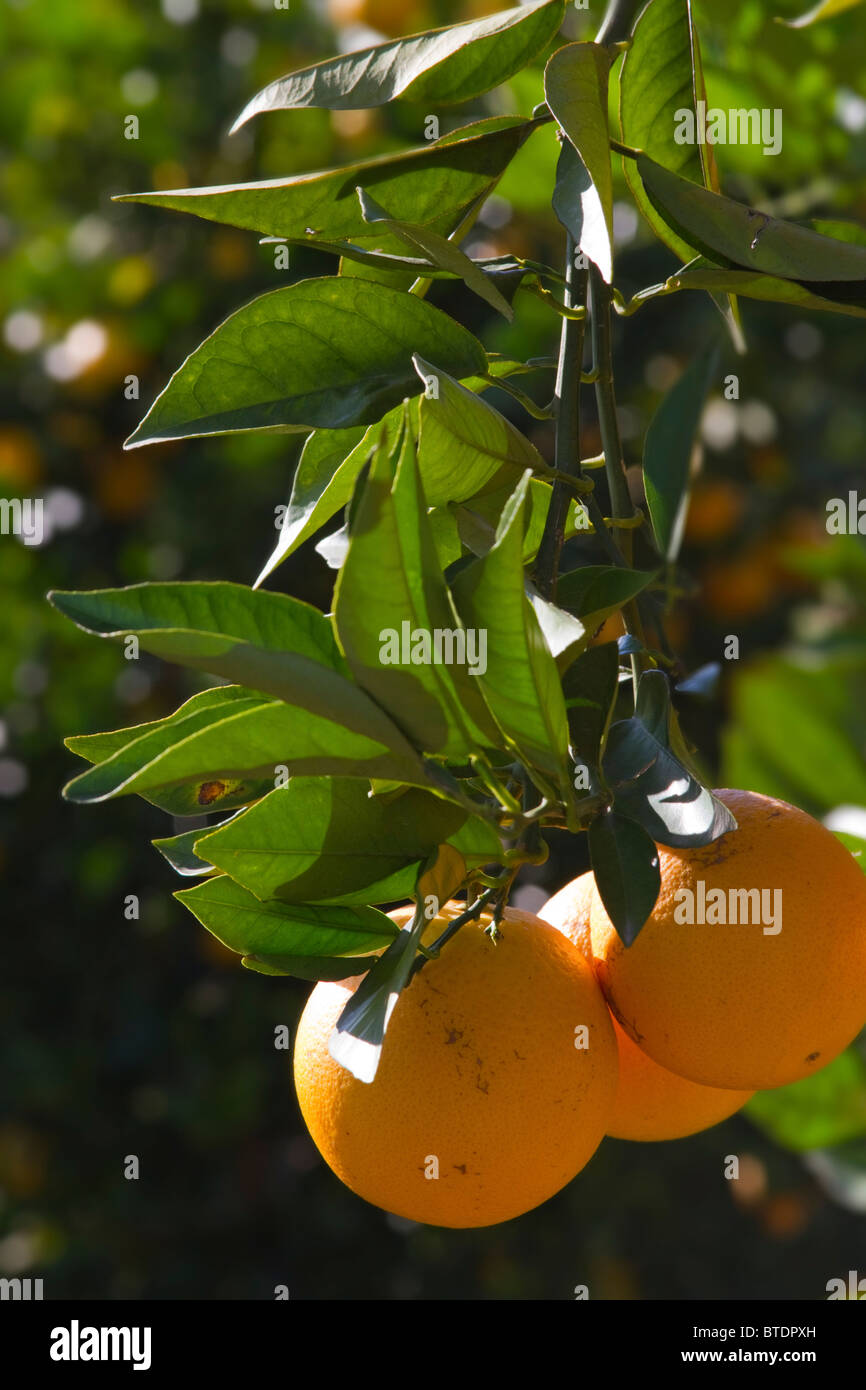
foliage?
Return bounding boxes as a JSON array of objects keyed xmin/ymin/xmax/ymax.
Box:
[{"xmin": 50, "ymin": 0, "xmax": 866, "ymax": 1089}]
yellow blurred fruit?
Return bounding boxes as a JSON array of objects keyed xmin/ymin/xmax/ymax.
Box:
[
  {"xmin": 0, "ymin": 427, "xmax": 41, "ymax": 486},
  {"xmin": 327, "ymin": 0, "xmax": 433, "ymax": 36},
  {"xmin": 588, "ymin": 789, "xmax": 866, "ymax": 1090},
  {"xmin": 701, "ymin": 543, "xmax": 779, "ymax": 621},
  {"xmin": 685, "ymin": 478, "xmax": 746, "ymax": 545},
  {"xmin": 294, "ymin": 900, "xmax": 618, "ymax": 1227}
]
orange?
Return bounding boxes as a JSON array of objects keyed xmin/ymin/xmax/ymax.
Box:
[
  {"xmin": 605, "ymin": 1017, "xmax": 753, "ymax": 1140},
  {"xmin": 590, "ymin": 611, "xmax": 626, "ymax": 646},
  {"xmin": 588, "ymin": 789, "xmax": 866, "ymax": 1091},
  {"xmin": 541, "ymin": 872, "xmax": 753, "ymax": 1140},
  {"xmin": 294, "ymin": 901, "xmax": 618, "ymax": 1227}
]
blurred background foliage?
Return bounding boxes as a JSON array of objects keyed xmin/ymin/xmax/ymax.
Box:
[{"xmin": 2, "ymin": 0, "xmax": 866, "ymax": 1299}]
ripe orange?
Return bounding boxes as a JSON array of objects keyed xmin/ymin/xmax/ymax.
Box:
[
  {"xmin": 541, "ymin": 872, "xmax": 753, "ymax": 1140},
  {"xmin": 589, "ymin": 789, "xmax": 866, "ymax": 1091},
  {"xmin": 294, "ymin": 901, "xmax": 618, "ymax": 1227},
  {"xmin": 590, "ymin": 611, "xmax": 626, "ymax": 646},
  {"xmin": 606, "ymin": 1018, "xmax": 753, "ymax": 1140}
]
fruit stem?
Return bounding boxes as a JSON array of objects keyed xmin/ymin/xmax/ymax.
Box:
[{"xmin": 410, "ymin": 887, "xmax": 498, "ymax": 975}]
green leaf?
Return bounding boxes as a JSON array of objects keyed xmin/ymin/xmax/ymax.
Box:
[
  {"xmin": 52, "ymin": 580, "xmax": 423, "ymax": 775},
  {"xmin": 451, "ymin": 471, "xmax": 572, "ymax": 790},
  {"xmin": 545, "ymin": 42, "xmax": 613, "ymax": 281},
  {"xmin": 231, "ymin": 2, "xmax": 565, "ymax": 123},
  {"xmin": 620, "ymin": 0, "xmax": 716, "ymax": 262},
  {"xmin": 415, "ymin": 356, "xmax": 548, "ymax": 502},
  {"xmin": 64, "ymin": 687, "xmax": 424, "ymax": 806},
  {"xmin": 454, "ymin": 476, "xmax": 591, "ymax": 563},
  {"xmin": 125, "ymin": 277, "xmax": 486, "ymax": 447},
  {"xmin": 638, "ymin": 154, "xmax": 866, "ymax": 288},
  {"xmin": 65, "ymin": 686, "xmax": 254, "ymax": 764},
  {"xmin": 49, "ymin": 581, "xmax": 350, "ymax": 697},
  {"xmin": 334, "ymin": 413, "xmax": 499, "ymax": 759},
  {"xmin": 561, "ymin": 643, "xmax": 619, "ymax": 768},
  {"xmin": 357, "ymin": 188, "xmax": 513, "ymax": 320},
  {"xmin": 116, "ymin": 117, "xmax": 537, "ymax": 252},
  {"xmin": 527, "ymin": 590, "xmax": 587, "ymax": 670},
  {"xmin": 665, "ymin": 264, "xmax": 866, "ymax": 321},
  {"xmin": 153, "ymin": 817, "xmax": 238, "ymax": 877},
  {"xmin": 643, "ymin": 347, "xmax": 718, "ymax": 561},
  {"xmin": 254, "ymin": 407, "xmax": 406, "ymax": 586},
  {"xmin": 779, "ymin": 0, "xmax": 863, "ymax": 27},
  {"xmin": 194, "ymin": 778, "xmax": 465, "ymax": 905},
  {"xmin": 603, "ymin": 672, "xmax": 736, "ymax": 848},
  {"xmin": 747, "ymin": 1047, "xmax": 866, "ymax": 1151},
  {"xmin": 588, "ymin": 809, "xmax": 660, "ymax": 946},
  {"xmin": 556, "ymin": 565, "xmax": 658, "ymax": 633},
  {"xmin": 176, "ymin": 875, "xmax": 396, "ymax": 979}
]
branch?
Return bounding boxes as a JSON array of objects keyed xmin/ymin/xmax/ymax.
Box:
[{"xmin": 534, "ymin": 235, "xmax": 588, "ymax": 599}]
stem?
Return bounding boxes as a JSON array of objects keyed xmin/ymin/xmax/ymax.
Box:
[
  {"xmin": 596, "ymin": 0, "xmax": 642, "ymax": 44},
  {"xmin": 588, "ymin": 265, "xmax": 648, "ymax": 695},
  {"xmin": 589, "ymin": 266, "xmax": 632, "ymax": 552},
  {"xmin": 535, "ymin": 234, "xmax": 588, "ymax": 599},
  {"xmin": 411, "ymin": 889, "xmax": 497, "ymax": 976}
]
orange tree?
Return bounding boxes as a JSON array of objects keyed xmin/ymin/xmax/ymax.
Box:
[{"xmin": 49, "ymin": 0, "xmax": 866, "ymax": 1084}]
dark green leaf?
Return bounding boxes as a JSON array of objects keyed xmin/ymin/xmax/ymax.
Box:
[
  {"xmin": 588, "ymin": 809, "xmax": 660, "ymax": 946},
  {"xmin": 49, "ymin": 581, "xmax": 350, "ymax": 697},
  {"xmin": 665, "ymin": 263, "xmax": 866, "ymax": 320},
  {"xmin": 176, "ymin": 874, "xmax": 396, "ymax": 979},
  {"xmin": 334, "ymin": 412, "xmax": 499, "ymax": 759},
  {"xmin": 638, "ymin": 154, "xmax": 866, "ymax": 286},
  {"xmin": 620, "ymin": 0, "xmax": 716, "ymax": 262},
  {"xmin": 603, "ymin": 672, "xmax": 736, "ymax": 848},
  {"xmin": 358, "ymin": 188, "xmax": 513, "ymax": 320},
  {"xmin": 117, "ymin": 117, "xmax": 537, "ymax": 252},
  {"xmin": 451, "ymin": 471, "xmax": 572, "ymax": 790},
  {"xmin": 125, "ymin": 278, "xmax": 486, "ymax": 447},
  {"xmin": 415, "ymin": 356, "xmax": 547, "ymax": 501},
  {"xmin": 65, "ymin": 687, "xmax": 253, "ymax": 764},
  {"xmin": 194, "ymin": 778, "xmax": 464, "ymax": 904},
  {"xmin": 545, "ymin": 41, "xmax": 613, "ymax": 280},
  {"xmin": 527, "ymin": 590, "xmax": 586, "ymax": 669},
  {"xmin": 644, "ymin": 347, "xmax": 718, "ymax": 561},
  {"xmin": 230, "ymin": 2, "xmax": 565, "ymax": 123},
  {"xmin": 64, "ymin": 688, "xmax": 423, "ymax": 806},
  {"xmin": 153, "ymin": 816, "xmax": 238, "ymax": 877},
  {"xmin": 255, "ymin": 407, "xmax": 407, "ymax": 585},
  {"xmin": 556, "ymin": 564, "xmax": 657, "ymax": 632},
  {"xmin": 561, "ymin": 642, "xmax": 618, "ymax": 767}
]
